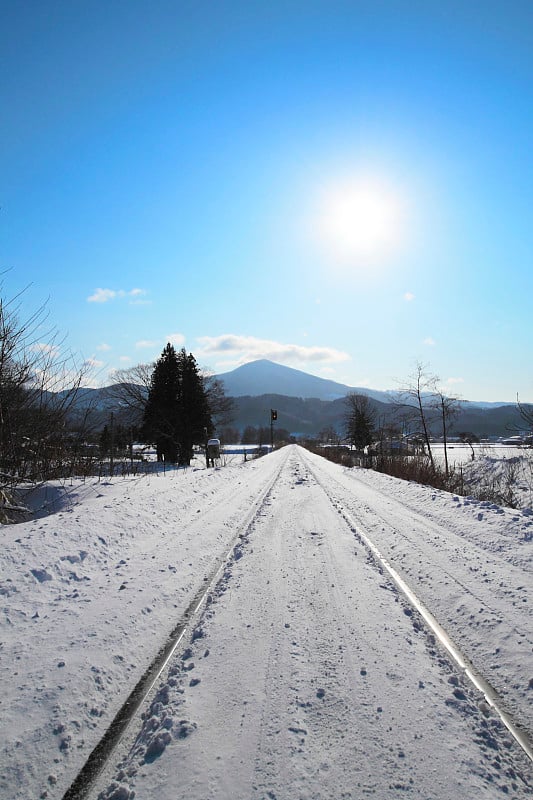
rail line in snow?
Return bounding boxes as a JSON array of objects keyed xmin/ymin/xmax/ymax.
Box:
[
  {"xmin": 61, "ymin": 449, "xmax": 290, "ymax": 800},
  {"xmin": 300, "ymin": 448, "xmax": 533, "ymax": 766}
]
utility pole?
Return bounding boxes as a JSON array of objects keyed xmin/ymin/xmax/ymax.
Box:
[
  {"xmin": 129, "ymin": 426, "xmax": 134, "ymax": 470},
  {"xmin": 109, "ymin": 412, "xmax": 114, "ymax": 478},
  {"xmin": 270, "ymin": 409, "xmax": 277, "ymax": 453}
]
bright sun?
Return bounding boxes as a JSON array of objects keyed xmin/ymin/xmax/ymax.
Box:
[{"xmin": 315, "ymin": 177, "xmax": 406, "ymax": 265}]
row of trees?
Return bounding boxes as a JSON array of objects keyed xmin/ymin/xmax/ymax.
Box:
[
  {"xmin": 328, "ymin": 363, "xmax": 465, "ymax": 479},
  {"xmin": 107, "ymin": 344, "xmax": 235, "ymax": 465},
  {"xmin": 326, "ymin": 363, "xmax": 532, "ymax": 496},
  {"xmin": 0, "ymin": 285, "xmax": 94, "ymax": 519},
  {"xmin": 142, "ymin": 343, "xmax": 212, "ymax": 465},
  {"xmin": 336, "ymin": 364, "xmax": 467, "ymax": 468},
  {"xmin": 240, "ymin": 425, "xmax": 292, "ymax": 445},
  {"xmin": 0, "ymin": 280, "xmax": 237, "ymax": 520}
]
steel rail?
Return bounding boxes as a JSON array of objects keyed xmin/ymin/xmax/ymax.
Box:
[
  {"xmin": 61, "ymin": 451, "xmax": 288, "ymax": 800},
  {"xmin": 302, "ymin": 449, "xmax": 533, "ymax": 766}
]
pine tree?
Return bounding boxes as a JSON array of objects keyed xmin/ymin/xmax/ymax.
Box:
[
  {"xmin": 142, "ymin": 345, "xmax": 213, "ymax": 465},
  {"xmin": 142, "ymin": 343, "xmax": 180, "ymax": 462},
  {"xmin": 176, "ymin": 349, "xmax": 213, "ymax": 465}
]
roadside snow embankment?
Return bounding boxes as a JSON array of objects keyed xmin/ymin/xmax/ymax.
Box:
[
  {"xmin": 0, "ymin": 454, "xmax": 283, "ymax": 800},
  {"xmin": 301, "ymin": 449, "xmax": 533, "ymax": 735}
]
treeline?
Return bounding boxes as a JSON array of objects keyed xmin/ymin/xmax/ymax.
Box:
[
  {"xmin": 0, "ymin": 289, "xmax": 92, "ymax": 499},
  {"xmin": 216, "ymin": 425, "xmax": 293, "ymax": 446},
  {"xmin": 0, "ymin": 285, "xmax": 235, "ymax": 518}
]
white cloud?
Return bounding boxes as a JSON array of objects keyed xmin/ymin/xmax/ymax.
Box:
[
  {"xmin": 84, "ymin": 357, "xmax": 104, "ymax": 368},
  {"xmin": 404, "ymin": 292, "xmax": 415, "ymax": 301},
  {"xmin": 97, "ymin": 343, "xmax": 112, "ymax": 352},
  {"xmin": 133, "ymin": 334, "xmax": 185, "ymax": 352},
  {"xmin": 87, "ymin": 288, "xmax": 147, "ymax": 303},
  {"xmin": 166, "ymin": 332, "xmax": 186, "ymax": 347},
  {"xmin": 423, "ymin": 337, "xmax": 436, "ymax": 346},
  {"xmin": 446, "ymin": 377, "xmax": 464, "ymax": 386},
  {"xmin": 87, "ymin": 288, "xmax": 116, "ymax": 303},
  {"xmin": 31, "ymin": 343, "xmax": 60, "ymax": 356},
  {"xmin": 119, "ymin": 356, "xmax": 132, "ymax": 363},
  {"xmin": 196, "ymin": 334, "xmax": 350, "ymax": 366}
]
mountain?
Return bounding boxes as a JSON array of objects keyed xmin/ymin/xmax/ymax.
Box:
[
  {"xmin": 214, "ymin": 360, "xmax": 525, "ymax": 438},
  {"xmin": 216, "ymin": 359, "xmax": 393, "ymax": 403},
  {"xmin": 55, "ymin": 360, "xmax": 525, "ymax": 439}
]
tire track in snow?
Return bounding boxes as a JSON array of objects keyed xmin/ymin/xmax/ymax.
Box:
[
  {"xmin": 62, "ymin": 448, "xmax": 292, "ymax": 800},
  {"xmin": 300, "ymin": 447, "xmax": 533, "ymax": 767},
  {"xmin": 102, "ymin": 447, "xmax": 532, "ymax": 799}
]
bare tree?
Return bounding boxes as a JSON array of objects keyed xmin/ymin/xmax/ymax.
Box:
[
  {"xmin": 318, "ymin": 426, "xmax": 341, "ymax": 446},
  {"xmin": 516, "ymin": 394, "xmax": 533, "ymax": 434},
  {"xmin": 430, "ymin": 385, "xmax": 460, "ymax": 477},
  {"xmin": 459, "ymin": 431, "xmax": 480, "ymax": 461},
  {"xmin": 106, "ymin": 363, "xmax": 153, "ymax": 426},
  {"xmin": 106, "ymin": 364, "xmax": 234, "ymax": 435},
  {"xmin": 396, "ymin": 363, "xmax": 437, "ymax": 472},
  {"xmin": 201, "ymin": 373, "xmax": 235, "ymax": 431},
  {"xmin": 344, "ymin": 393, "xmax": 376, "ymax": 453},
  {"xmin": 397, "ymin": 363, "xmax": 460, "ymax": 476},
  {"xmin": 0, "ymin": 284, "xmax": 92, "ymax": 519}
]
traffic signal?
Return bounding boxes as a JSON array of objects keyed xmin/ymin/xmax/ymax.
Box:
[{"xmin": 271, "ymin": 409, "xmax": 278, "ymax": 421}]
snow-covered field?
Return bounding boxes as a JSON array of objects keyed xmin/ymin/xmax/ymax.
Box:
[
  {"xmin": 432, "ymin": 443, "xmax": 533, "ymax": 509},
  {"xmin": 432, "ymin": 444, "xmax": 529, "ymax": 469},
  {"xmin": 1, "ymin": 445, "xmax": 532, "ymax": 799}
]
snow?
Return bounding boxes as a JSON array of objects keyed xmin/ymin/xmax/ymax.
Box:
[{"xmin": 1, "ymin": 445, "xmax": 532, "ymax": 799}]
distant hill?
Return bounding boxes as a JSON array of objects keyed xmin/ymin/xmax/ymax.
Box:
[
  {"xmin": 214, "ymin": 361, "xmax": 525, "ymax": 438},
  {"xmin": 216, "ymin": 359, "xmax": 394, "ymax": 403},
  {"xmin": 230, "ymin": 393, "xmax": 525, "ymax": 439},
  {"xmin": 56, "ymin": 359, "xmax": 526, "ymax": 439}
]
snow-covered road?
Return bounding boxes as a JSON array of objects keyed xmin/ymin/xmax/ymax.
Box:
[
  {"xmin": 96, "ymin": 447, "xmax": 532, "ymax": 800},
  {"xmin": 1, "ymin": 446, "xmax": 532, "ymax": 799}
]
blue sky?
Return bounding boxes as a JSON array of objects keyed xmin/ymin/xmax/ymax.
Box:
[{"xmin": 2, "ymin": 0, "xmax": 532, "ymax": 401}]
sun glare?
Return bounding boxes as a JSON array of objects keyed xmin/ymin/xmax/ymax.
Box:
[{"xmin": 315, "ymin": 177, "xmax": 406, "ymax": 266}]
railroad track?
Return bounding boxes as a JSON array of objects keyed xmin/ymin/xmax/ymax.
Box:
[
  {"xmin": 63, "ymin": 445, "xmax": 533, "ymax": 799},
  {"xmin": 62, "ymin": 449, "xmax": 290, "ymax": 800},
  {"xmin": 299, "ymin": 447, "xmax": 533, "ymax": 766}
]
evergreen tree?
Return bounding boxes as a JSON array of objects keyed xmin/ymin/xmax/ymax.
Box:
[
  {"xmin": 175, "ymin": 349, "xmax": 213, "ymax": 465},
  {"xmin": 142, "ymin": 343, "xmax": 181, "ymax": 462},
  {"xmin": 142, "ymin": 344, "xmax": 213, "ymax": 465}
]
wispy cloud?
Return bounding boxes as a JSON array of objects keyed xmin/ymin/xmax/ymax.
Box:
[
  {"xmin": 119, "ymin": 356, "xmax": 132, "ymax": 363},
  {"xmin": 167, "ymin": 333, "xmax": 186, "ymax": 347},
  {"xmin": 423, "ymin": 337, "xmax": 436, "ymax": 346},
  {"xmin": 83, "ymin": 357, "xmax": 104, "ymax": 368},
  {"xmin": 97, "ymin": 342, "xmax": 112, "ymax": 351},
  {"xmin": 87, "ymin": 288, "xmax": 147, "ymax": 303},
  {"xmin": 133, "ymin": 334, "xmax": 186, "ymax": 352},
  {"xmin": 87, "ymin": 288, "xmax": 116, "ymax": 303},
  {"xmin": 446, "ymin": 377, "xmax": 464, "ymax": 386},
  {"xmin": 196, "ymin": 334, "xmax": 350, "ymax": 366},
  {"xmin": 31, "ymin": 343, "xmax": 60, "ymax": 356},
  {"xmin": 404, "ymin": 292, "xmax": 415, "ymax": 301}
]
